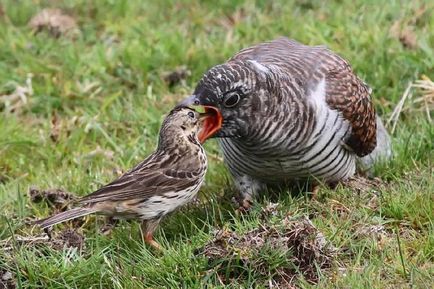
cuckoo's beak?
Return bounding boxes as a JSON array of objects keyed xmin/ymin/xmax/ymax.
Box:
[
  {"xmin": 179, "ymin": 95, "xmax": 223, "ymax": 143},
  {"xmin": 198, "ymin": 106, "xmax": 222, "ymax": 143}
]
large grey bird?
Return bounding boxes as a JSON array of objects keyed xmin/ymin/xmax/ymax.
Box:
[
  {"xmin": 183, "ymin": 37, "xmax": 391, "ymax": 208},
  {"xmin": 36, "ymin": 107, "xmax": 209, "ymax": 249}
]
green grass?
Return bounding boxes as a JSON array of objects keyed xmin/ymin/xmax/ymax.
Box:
[{"xmin": 0, "ymin": 0, "xmax": 433, "ymax": 288}]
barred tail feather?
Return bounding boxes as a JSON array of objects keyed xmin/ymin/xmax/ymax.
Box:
[{"xmin": 35, "ymin": 207, "xmax": 96, "ymax": 229}]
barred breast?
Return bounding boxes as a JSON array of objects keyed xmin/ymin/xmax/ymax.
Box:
[{"xmin": 219, "ymin": 77, "xmax": 355, "ymax": 184}]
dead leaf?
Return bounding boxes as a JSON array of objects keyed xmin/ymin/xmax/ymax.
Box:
[
  {"xmin": 0, "ymin": 74, "xmax": 33, "ymax": 114},
  {"xmin": 162, "ymin": 66, "xmax": 191, "ymax": 87},
  {"xmin": 411, "ymin": 75, "xmax": 434, "ymax": 123},
  {"xmin": 82, "ymin": 146, "xmax": 115, "ymax": 160},
  {"xmin": 261, "ymin": 202, "xmax": 279, "ymax": 218},
  {"xmin": 354, "ymin": 224, "xmax": 387, "ymax": 240},
  {"xmin": 0, "ymin": 174, "xmax": 7, "ymax": 185},
  {"xmin": 341, "ymin": 176, "xmax": 384, "ymax": 194},
  {"xmin": 399, "ymin": 27, "xmax": 417, "ymax": 49},
  {"xmin": 28, "ymin": 8, "xmax": 79, "ymax": 38},
  {"xmin": 329, "ymin": 199, "xmax": 351, "ymax": 217},
  {"xmin": 47, "ymin": 114, "xmax": 82, "ymax": 142},
  {"xmin": 50, "ymin": 112, "xmax": 61, "ymax": 142},
  {"xmin": 409, "ymin": 4, "xmax": 430, "ymax": 26},
  {"xmin": 0, "ymin": 229, "xmax": 84, "ymax": 252},
  {"xmin": 389, "ymin": 20, "xmax": 418, "ymax": 49},
  {"xmin": 388, "ymin": 75, "xmax": 434, "ymax": 133},
  {"xmin": 29, "ymin": 187, "xmax": 76, "ymax": 212},
  {"xmin": 0, "ymin": 269, "xmax": 15, "ymax": 289},
  {"xmin": 49, "ymin": 229, "xmax": 85, "ymax": 251}
]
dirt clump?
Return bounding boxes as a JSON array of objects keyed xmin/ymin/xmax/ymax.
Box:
[
  {"xmin": 341, "ymin": 176, "xmax": 384, "ymax": 194},
  {"xmin": 28, "ymin": 8, "xmax": 79, "ymax": 38},
  {"xmin": 29, "ymin": 187, "xmax": 76, "ymax": 211},
  {"xmin": 0, "ymin": 229, "xmax": 84, "ymax": 253},
  {"xmin": 0, "ymin": 269, "xmax": 15, "ymax": 289},
  {"xmin": 162, "ymin": 66, "xmax": 191, "ymax": 87},
  {"xmin": 49, "ymin": 228, "xmax": 85, "ymax": 251},
  {"xmin": 198, "ymin": 216, "xmax": 336, "ymax": 286}
]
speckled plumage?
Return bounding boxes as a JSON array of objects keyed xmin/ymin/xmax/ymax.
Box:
[
  {"xmin": 36, "ymin": 107, "xmax": 208, "ymax": 249},
  {"xmin": 185, "ymin": 38, "xmax": 391, "ymax": 206}
]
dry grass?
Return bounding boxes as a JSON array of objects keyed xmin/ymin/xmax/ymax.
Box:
[{"xmin": 387, "ymin": 75, "xmax": 434, "ymax": 133}]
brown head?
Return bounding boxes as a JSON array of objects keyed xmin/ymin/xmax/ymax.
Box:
[{"xmin": 157, "ymin": 106, "xmax": 209, "ymax": 149}]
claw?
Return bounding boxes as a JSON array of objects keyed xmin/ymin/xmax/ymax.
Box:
[{"xmin": 144, "ymin": 231, "xmax": 162, "ymax": 250}]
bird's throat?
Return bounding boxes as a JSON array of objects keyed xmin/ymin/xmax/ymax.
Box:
[{"xmin": 198, "ymin": 106, "xmax": 223, "ymax": 143}]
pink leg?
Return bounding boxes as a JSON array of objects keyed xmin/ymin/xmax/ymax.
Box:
[{"xmin": 141, "ymin": 219, "xmax": 162, "ymax": 250}]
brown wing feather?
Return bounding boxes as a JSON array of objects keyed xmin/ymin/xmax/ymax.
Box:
[
  {"xmin": 79, "ymin": 152, "xmax": 202, "ymax": 204},
  {"xmin": 325, "ymin": 66, "xmax": 377, "ymax": 157}
]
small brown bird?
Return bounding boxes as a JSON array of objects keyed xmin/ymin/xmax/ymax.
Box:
[{"xmin": 36, "ymin": 107, "xmax": 209, "ymax": 249}]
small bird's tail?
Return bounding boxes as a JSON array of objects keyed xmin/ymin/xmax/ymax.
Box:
[{"xmin": 35, "ymin": 207, "xmax": 96, "ymax": 229}]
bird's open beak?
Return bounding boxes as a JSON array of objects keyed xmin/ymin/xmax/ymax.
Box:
[
  {"xmin": 197, "ymin": 106, "xmax": 223, "ymax": 143},
  {"xmin": 179, "ymin": 95, "xmax": 223, "ymax": 143}
]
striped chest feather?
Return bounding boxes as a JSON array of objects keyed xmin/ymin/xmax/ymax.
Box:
[{"xmin": 219, "ymin": 78, "xmax": 356, "ymax": 183}]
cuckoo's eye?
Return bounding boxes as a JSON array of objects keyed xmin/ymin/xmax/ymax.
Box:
[
  {"xmin": 187, "ymin": 111, "xmax": 195, "ymax": 118},
  {"xmin": 223, "ymin": 92, "xmax": 241, "ymax": 108}
]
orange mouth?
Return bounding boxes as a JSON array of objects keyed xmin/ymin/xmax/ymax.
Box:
[{"xmin": 198, "ymin": 106, "xmax": 223, "ymax": 143}]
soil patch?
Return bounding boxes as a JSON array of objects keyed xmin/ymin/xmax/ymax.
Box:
[
  {"xmin": 29, "ymin": 187, "xmax": 76, "ymax": 212},
  {"xmin": 198, "ymin": 216, "xmax": 336, "ymax": 286}
]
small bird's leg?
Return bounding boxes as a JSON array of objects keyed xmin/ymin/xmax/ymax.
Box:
[
  {"xmin": 43, "ymin": 227, "xmax": 52, "ymax": 240},
  {"xmin": 100, "ymin": 217, "xmax": 118, "ymax": 235},
  {"xmin": 311, "ymin": 183, "xmax": 320, "ymax": 200},
  {"xmin": 234, "ymin": 175, "xmax": 266, "ymax": 211},
  {"xmin": 141, "ymin": 219, "xmax": 162, "ymax": 250}
]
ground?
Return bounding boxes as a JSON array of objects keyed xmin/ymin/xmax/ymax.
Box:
[{"xmin": 0, "ymin": 0, "xmax": 433, "ymax": 288}]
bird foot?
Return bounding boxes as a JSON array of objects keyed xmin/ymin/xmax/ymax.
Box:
[
  {"xmin": 100, "ymin": 217, "xmax": 118, "ymax": 236},
  {"xmin": 147, "ymin": 239, "xmax": 163, "ymax": 251},
  {"xmin": 101, "ymin": 226, "xmax": 114, "ymax": 236},
  {"xmin": 233, "ymin": 197, "xmax": 253, "ymax": 214},
  {"xmin": 144, "ymin": 232, "xmax": 162, "ymax": 251},
  {"xmin": 43, "ymin": 227, "xmax": 52, "ymax": 240}
]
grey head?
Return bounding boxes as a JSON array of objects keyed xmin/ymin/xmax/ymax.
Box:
[{"xmin": 180, "ymin": 59, "xmax": 276, "ymax": 142}]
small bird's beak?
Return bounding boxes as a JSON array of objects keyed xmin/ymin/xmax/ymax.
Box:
[
  {"xmin": 177, "ymin": 95, "xmax": 199, "ymax": 107},
  {"xmin": 178, "ymin": 95, "xmax": 223, "ymax": 143}
]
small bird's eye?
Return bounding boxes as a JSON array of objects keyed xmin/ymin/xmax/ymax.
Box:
[
  {"xmin": 187, "ymin": 111, "xmax": 195, "ymax": 118},
  {"xmin": 223, "ymin": 92, "xmax": 241, "ymax": 108}
]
